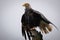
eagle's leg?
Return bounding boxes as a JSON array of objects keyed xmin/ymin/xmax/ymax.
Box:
[{"xmin": 30, "ymin": 28, "xmax": 43, "ymax": 40}]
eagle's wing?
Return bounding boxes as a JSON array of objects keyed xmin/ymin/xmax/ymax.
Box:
[
  {"xmin": 38, "ymin": 12, "xmax": 52, "ymax": 33},
  {"xmin": 40, "ymin": 12, "xmax": 58, "ymax": 33},
  {"xmin": 33, "ymin": 10, "xmax": 58, "ymax": 34}
]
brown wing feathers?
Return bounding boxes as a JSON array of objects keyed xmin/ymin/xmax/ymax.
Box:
[{"xmin": 39, "ymin": 20, "xmax": 52, "ymax": 34}]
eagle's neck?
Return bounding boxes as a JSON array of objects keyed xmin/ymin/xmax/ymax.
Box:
[
  {"xmin": 25, "ymin": 7, "xmax": 33, "ymax": 16},
  {"xmin": 25, "ymin": 7, "xmax": 31, "ymax": 10},
  {"xmin": 25, "ymin": 8, "xmax": 31, "ymax": 13}
]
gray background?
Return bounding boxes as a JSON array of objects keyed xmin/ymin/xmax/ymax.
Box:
[{"xmin": 0, "ymin": 0, "xmax": 60, "ymax": 40}]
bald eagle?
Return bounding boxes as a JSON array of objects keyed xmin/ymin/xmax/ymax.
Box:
[{"xmin": 21, "ymin": 3, "xmax": 58, "ymax": 40}]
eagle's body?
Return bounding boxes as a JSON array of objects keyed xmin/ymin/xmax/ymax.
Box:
[
  {"xmin": 21, "ymin": 8, "xmax": 51, "ymax": 40},
  {"xmin": 21, "ymin": 3, "xmax": 57, "ymax": 40},
  {"xmin": 22, "ymin": 8, "xmax": 42, "ymax": 28}
]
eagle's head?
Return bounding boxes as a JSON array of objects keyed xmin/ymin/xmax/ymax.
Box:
[{"xmin": 22, "ymin": 3, "xmax": 31, "ymax": 8}]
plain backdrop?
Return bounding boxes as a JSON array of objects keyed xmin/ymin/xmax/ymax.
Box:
[{"xmin": 0, "ymin": 0, "xmax": 60, "ymax": 40}]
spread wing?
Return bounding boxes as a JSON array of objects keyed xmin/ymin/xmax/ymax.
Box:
[
  {"xmin": 40, "ymin": 12, "xmax": 58, "ymax": 31},
  {"xmin": 33, "ymin": 10, "xmax": 58, "ymax": 33}
]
